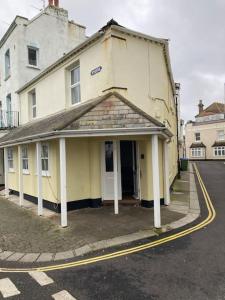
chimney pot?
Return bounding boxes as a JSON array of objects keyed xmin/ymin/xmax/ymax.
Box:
[
  {"xmin": 198, "ymin": 100, "xmax": 204, "ymax": 114},
  {"xmin": 48, "ymin": 0, "xmax": 59, "ymax": 7}
]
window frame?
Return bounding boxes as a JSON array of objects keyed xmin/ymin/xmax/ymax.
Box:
[
  {"xmin": 29, "ymin": 89, "xmax": 37, "ymax": 119},
  {"xmin": 22, "ymin": 145, "xmax": 29, "ymax": 174},
  {"xmin": 7, "ymin": 148, "xmax": 14, "ymax": 172},
  {"xmin": 191, "ymin": 147, "xmax": 204, "ymax": 158},
  {"xmin": 217, "ymin": 130, "xmax": 225, "ymax": 141},
  {"xmin": 70, "ymin": 65, "xmax": 81, "ymax": 105},
  {"xmin": 41, "ymin": 143, "xmax": 50, "ymax": 176},
  {"xmin": 27, "ymin": 46, "xmax": 39, "ymax": 68},
  {"xmin": 214, "ymin": 146, "xmax": 225, "ymax": 157},
  {"xmin": 5, "ymin": 49, "xmax": 11, "ymax": 79},
  {"xmin": 195, "ymin": 132, "xmax": 201, "ymax": 142}
]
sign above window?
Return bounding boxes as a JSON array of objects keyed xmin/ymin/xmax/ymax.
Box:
[{"xmin": 91, "ymin": 66, "xmax": 102, "ymax": 76}]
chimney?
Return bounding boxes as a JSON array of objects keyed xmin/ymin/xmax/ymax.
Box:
[
  {"xmin": 198, "ymin": 100, "xmax": 204, "ymax": 114},
  {"xmin": 48, "ymin": 0, "xmax": 59, "ymax": 7}
]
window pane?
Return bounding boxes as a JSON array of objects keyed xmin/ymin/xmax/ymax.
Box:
[
  {"xmin": 71, "ymin": 67, "xmax": 80, "ymax": 85},
  {"xmin": 41, "ymin": 145, "xmax": 48, "ymax": 158},
  {"xmin": 42, "ymin": 159, "xmax": 48, "ymax": 171},
  {"xmin": 5, "ymin": 49, "xmax": 10, "ymax": 77},
  {"xmin": 28, "ymin": 48, "xmax": 37, "ymax": 66},
  {"xmin": 71, "ymin": 85, "xmax": 80, "ymax": 104},
  {"xmin": 33, "ymin": 107, "xmax": 37, "ymax": 118},
  {"xmin": 23, "ymin": 159, "xmax": 28, "ymax": 170},
  {"xmin": 32, "ymin": 92, "xmax": 36, "ymax": 106},
  {"xmin": 105, "ymin": 141, "xmax": 113, "ymax": 172}
]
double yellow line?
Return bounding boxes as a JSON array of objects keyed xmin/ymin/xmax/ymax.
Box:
[{"xmin": 0, "ymin": 163, "xmax": 216, "ymax": 273}]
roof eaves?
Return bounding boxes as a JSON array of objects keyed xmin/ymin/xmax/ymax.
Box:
[{"xmin": 16, "ymin": 31, "xmax": 103, "ymax": 94}]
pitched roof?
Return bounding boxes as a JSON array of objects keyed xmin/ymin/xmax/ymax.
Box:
[
  {"xmin": 196, "ymin": 102, "xmax": 225, "ymax": 117},
  {"xmin": 190, "ymin": 142, "xmax": 206, "ymax": 148},
  {"xmin": 0, "ymin": 92, "xmax": 170, "ymax": 146},
  {"xmin": 212, "ymin": 141, "xmax": 225, "ymax": 147}
]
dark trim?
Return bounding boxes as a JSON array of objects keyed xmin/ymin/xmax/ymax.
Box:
[
  {"xmin": 102, "ymin": 87, "xmax": 128, "ymax": 93},
  {"xmin": 9, "ymin": 190, "xmax": 102, "ymax": 213},
  {"xmin": 189, "ymin": 159, "xmax": 225, "ymax": 161},
  {"xmin": 111, "ymin": 34, "xmax": 127, "ymax": 41},
  {"xmin": 141, "ymin": 198, "xmax": 165, "ymax": 208}
]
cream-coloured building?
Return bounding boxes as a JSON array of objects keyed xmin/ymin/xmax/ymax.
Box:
[
  {"xmin": 186, "ymin": 100, "xmax": 225, "ymax": 160},
  {"xmin": 0, "ymin": 19, "xmax": 179, "ymax": 229}
]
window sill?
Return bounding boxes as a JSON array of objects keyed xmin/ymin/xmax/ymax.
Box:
[
  {"xmin": 8, "ymin": 169, "xmax": 15, "ymax": 173},
  {"xmin": 42, "ymin": 171, "xmax": 50, "ymax": 177},
  {"xmin": 26, "ymin": 65, "xmax": 40, "ymax": 70},
  {"xmin": 71, "ymin": 101, "xmax": 81, "ymax": 107},
  {"xmin": 23, "ymin": 170, "xmax": 30, "ymax": 175}
]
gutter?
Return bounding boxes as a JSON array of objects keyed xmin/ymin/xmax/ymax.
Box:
[{"xmin": 0, "ymin": 127, "xmax": 173, "ymax": 148}]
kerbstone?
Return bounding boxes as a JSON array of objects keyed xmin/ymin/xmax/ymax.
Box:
[
  {"xmin": 7, "ymin": 252, "xmax": 25, "ymax": 261},
  {"xmin": 54, "ymin": 250, "xmax": 74, "ymax": 261},
  {"xmin": 75, "ymin": 245, "xmax": 92, "ymax": 256},
  {"xmin": 0, "ymin": 251, "xmax": 14, "ymax": 260},
  {"xmin": 20, "ymin": 253, "xmax": 40, "ymax": 263},
  {"xmin": 37, "ymin": 253, "xmax": 54, "ymax": 262}
]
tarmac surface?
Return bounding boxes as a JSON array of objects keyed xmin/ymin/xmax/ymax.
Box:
[{"xmin": 0, "ymin": 161, "xmax": 223, "ymax": 299}]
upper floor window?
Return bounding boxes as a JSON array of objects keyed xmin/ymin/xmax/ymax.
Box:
[
  {"xmin": 6, "ymin": 94, "xmax": 12, "ymax": 127},
  {"xmin": 22, "ymin": 146, "xmax": 29, "ymax": 173},
  {"xmin": 41, "ymin": 143, "xmax": 49, "ymax": 175},
  {"xmin": 217, "ymin": 130, "xmax": 225, "ymax": 141},
  {"xmin": 71, "ymin": 65, "xmax": 80, "ymax": 105},
  {"xmin": 195, "ymin": 132, "xmax": 200, "ymax": 142},
  {"xmin": 29, "ymin": 89, "xmax": 37, "ymax": 119},
  {"xmin": 5, "ymin": 49, "xmax": 11, "ymax": 79},
  {"xmin": 7, "ymin": 148, "xmax": 14, "ymax": 171},
  {"xmin": 28, "ymin": 46, "xmax": 39, "ymax": 67}
]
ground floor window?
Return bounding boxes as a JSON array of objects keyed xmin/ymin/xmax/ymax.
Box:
[
  {"xmin": 7, "ymin": 148, "xmax": 14, "ymax": 171},
  {"xmin": 41, "ymin": 143, "xmax": 49, "ymax": 175},
  {"xmin": 191, "ymin": 147, "xmax": 204, "ymax": 158},
  {"xmin": 214, "ymin": 146, "xmax": 225, "ymax": 156},
  {"xmin": 22, "ymin": 146, "xmax": 29, "ymax": 173}
]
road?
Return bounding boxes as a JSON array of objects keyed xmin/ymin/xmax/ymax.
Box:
[{"xmin": 0, "ymin": 161, "xmax": 225, "ymax": 300}]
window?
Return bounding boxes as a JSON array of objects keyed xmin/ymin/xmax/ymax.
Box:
[
  {"xmin": 191, "ymin": 148, "xmax": 204, "ymax": 158},
  {"xmin": 29, "ymin": 89, "xmax": 37, "ymax": 119},
  {"xmin": 195, "ymin": 132, "xmax": 200, "ymax": 142},
  {"xmin": 217, "ymin": 130, "xmax": 225, "ymax": 141},
  {"xmin": 7, "ymin": 148, "xmax": 14, "ymax": 171},
  {"xmin": 105, "ymin": 141, "xmax": 113, "ymax": 172},
  {"xmin": 41, "ymin": 144, "xmax": 49, "ymax": 175},
  {"xmin": 6, "ymin": 94, "xmax": 12, "ymax": 127},
  {"xmin": 214, "ymin": 146, "xmax": 225, "ymax": 157},
  {"xmin": 71, "ymin": 66, "xmax": 80, "ymax": 104},
  {"xmin": 28, "ymin": 46, "xmax": 38, "ymax": 67},
  {"xmin": 5, "ymin": 49, "xmax": 11, "ymax": 79},
  {"xmin": 22, "ymin": 146, "xmax": 29, "ymax": 173}
]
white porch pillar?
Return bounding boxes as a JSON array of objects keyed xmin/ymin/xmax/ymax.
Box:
[
  {"xmin": 163, "ymin": 140, "xmax": 170, "ymax": 205},
  {"xmin": 3, "ymin": 147, "xmax": 9, "ymax": 197},
  {"xmin": 151, "ymin": 135, "xmax": 161, "ymax": 228},
  {"xmin": 113, "ymin": 140, "xmax": 119, "ymax": 215},
  {"xmin": 36, "ymin": 142, "xmax": 43, "ymax": 216},
  {"xmin": 18, "ymin": 145, "xmax": 23, "ymax": 206},
  {"xmin": 59, "ymin": 138, "xmax": 67, "ymax": 227}
]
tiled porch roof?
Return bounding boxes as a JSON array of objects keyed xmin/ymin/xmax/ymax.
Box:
[
  {"xmin": 212, "ymin": 141, "xmax": 225, "ymax": 147},
  {"xmin": 190, "ymin": 142, "xmax": 206, "ymax": 148},
  {"xmin": 0, "ymin": 92, "xmax": 172, "ymax": 146}
]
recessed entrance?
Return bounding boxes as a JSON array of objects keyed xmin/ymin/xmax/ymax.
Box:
[{"xmin": 120, "ymin": 141, "xmax": 138, "ymax": 199}]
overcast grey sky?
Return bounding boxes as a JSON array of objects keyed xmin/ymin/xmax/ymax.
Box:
[{"xmin": 1, "ymin": 0, "xmax": 225, "ymax": 121}]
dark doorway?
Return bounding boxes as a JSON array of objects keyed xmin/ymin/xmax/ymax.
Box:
[{"xmin": 120, "ymin": 141, "xmax": 137, "ymax": 197}]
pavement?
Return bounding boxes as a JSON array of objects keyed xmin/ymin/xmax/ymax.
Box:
[
  {"xmin": 0, "ymin": 161, "xmax": 223, "ymax": 299},
  {"xmin": 0, "ymin": 163, "xmax": 199, "ymax": 263}
]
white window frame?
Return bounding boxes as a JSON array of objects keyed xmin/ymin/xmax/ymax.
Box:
[
  {"xmin": 5, "ymin": 49, "xmax": 11, "ymax": 79},
  {"xmin": 22, "ymin": 146, "xmax": 29, "ymax": 174},
  {"xmin": 214, "ymin": 146, "xmax": 225, "ymax": 157},
  {"xmin": 195, "ymin": 132, "xmax": 201, "ymax": 142},
  {"xmin": 29, "ymin": 89, "xmax": 37, "ymax": 119},
  {"xmin": 7, "ymin": 148, "xmax": 14, "ymax": 172},
  {"xmin": 191, "ymin": 147, "xmax": 204, "ymax": 158},
  {"xmin": 27, "ymin": 46, "xmax": 39, "ymax": 68},
  {"xmin": 217, "ymin": 130, "xmax": 225, "ymax": 141},
  {"xmin": 70, "ymin": 65, "xmax": 81, "ymax": 105},
  {"xmin": 41, "ymin": 143, "xmax": 50, "ymax": 176}
]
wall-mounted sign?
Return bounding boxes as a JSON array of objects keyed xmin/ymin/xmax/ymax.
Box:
[{"xmin": 91, "ymin": 66, "xmax": 102, "ymax": 76}]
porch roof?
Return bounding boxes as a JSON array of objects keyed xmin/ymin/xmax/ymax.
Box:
[{"xmin": 0, "ymin": 92, "xmax": 173, "ymax": 147}]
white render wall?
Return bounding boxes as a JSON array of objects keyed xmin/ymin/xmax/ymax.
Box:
[{"xmin": 0, "ymin": 6, "xmax": 86, "ymax": 113}]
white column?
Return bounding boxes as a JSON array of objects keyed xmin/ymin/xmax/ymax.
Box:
[
  {"xmin": 18, "ymin": 145, "xmax": 23, "ymax": 206},
  {"xmin": 163, "ymin": 140, "xmax": 170, "ymax": 205},
  {"xmin": 151, "ymin": 135, "xmax": 161, "ymax": 228},
  {"xmin": 36, "ymin": 142, "xmax": 43, "ymax": 216},
  {"xmin": 113, "ymin": 140, "xmax": 119, "ymax": 215},
  {"xmin": 3, "ymin": 147, "xmax": 9, "ymax": 197},
  {"xmin": 59, "ymin": 138, "xmax": 67, "ymax": 227}
]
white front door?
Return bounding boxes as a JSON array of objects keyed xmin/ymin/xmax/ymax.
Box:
[{"xmin": 102, "ymin": 141, "xmax": 122, "ymax": 200}]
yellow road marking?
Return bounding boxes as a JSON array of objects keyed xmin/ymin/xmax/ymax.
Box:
[{"xmin": 0, "ymin": 163, "xmax": 216, "ymax": 273}]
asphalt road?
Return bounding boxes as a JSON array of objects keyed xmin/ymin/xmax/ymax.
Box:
[{"xmin": 0, "ymin": 161, "xmax": 225, "ymax": 300}]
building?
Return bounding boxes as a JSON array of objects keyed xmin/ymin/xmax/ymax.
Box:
[
  {"xmin": 0, "ymin": 19, "xmax": 179, "ymax": 229},
  {"xmin": 186, "ymin": 100, "xmax": 225, "ymax": 160},
  {"xmin": 0, "ymin": 0, "xmax": 86, "ymax": 183}
]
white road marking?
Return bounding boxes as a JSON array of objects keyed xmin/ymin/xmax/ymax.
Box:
[
  {"xmin": 52, "ymin": 290, "xmax": 77, "ymax": 300},
  {"xmin": 29, "ymin": 271, "xmax": 54, "ymax": 286},
  {"xmin": 0, "ymin": 278, "xmax": 21, "ymax": 298}
]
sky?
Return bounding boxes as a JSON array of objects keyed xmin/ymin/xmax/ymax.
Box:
[{"xmin": 1, "ymin": 0, "xmax": 225, "ymax": 121}]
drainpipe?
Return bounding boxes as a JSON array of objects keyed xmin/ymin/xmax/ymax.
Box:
[{"xmin": 175, "ymin": 83, "xmax": 181, "ymax": 179}]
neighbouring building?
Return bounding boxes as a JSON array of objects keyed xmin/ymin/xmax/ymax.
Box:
[
  {"xmin": 0, "ymin": 19, "xmax": 180, "ymax": 229},
  {"xmin": 186, "ymin": 100, "xmax": 225, "ymax": 160},
  {"xmin": 0, "ymin": 0, "xmax": 86, "ymax": 184}
]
